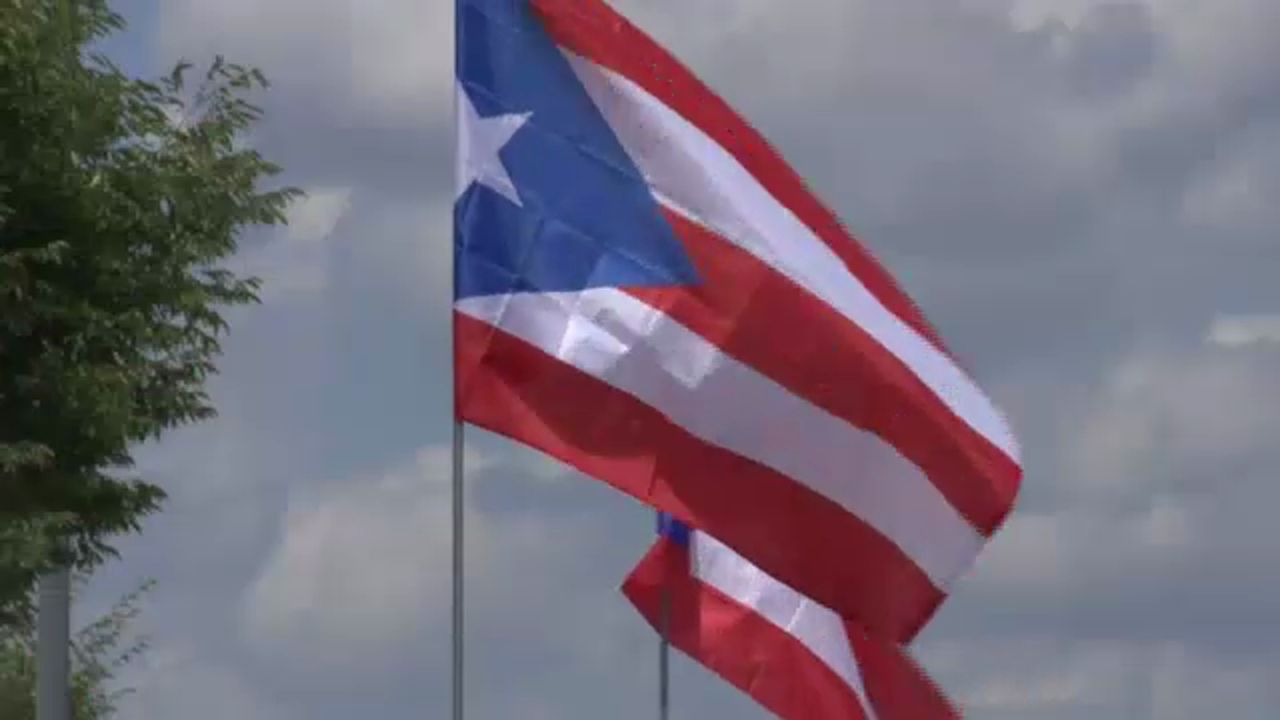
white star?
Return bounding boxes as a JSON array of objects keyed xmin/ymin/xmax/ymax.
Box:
[{"xmin": 456, "ymin": 83, "xmax": 532, "ymax": 207}]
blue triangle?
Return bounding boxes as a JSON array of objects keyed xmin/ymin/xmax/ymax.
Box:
[{"xmin": 455, "ymin": 0, "xmax": 699, "ymax": 299}]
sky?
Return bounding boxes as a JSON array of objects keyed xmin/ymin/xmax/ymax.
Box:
[{"xmin": 77, "ymin": 0, "xmax": 1280, "ymax": 718}]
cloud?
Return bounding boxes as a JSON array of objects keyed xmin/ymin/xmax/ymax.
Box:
[
  {"xmin": 155, "ymin": 0, "xmax": 453, "ymax": 126},
  {"xmin": 117, "ymin": 642, "xmax": 294, "ymax": 720},
  {"xmin": 1146, "ymin": 643, "xmax": 1280, "ymax": 720},
  {"xmin": 285, "ymin": 187, "xmax": 353, "ymax": 244},
  {"xmin": 1068, "ymin": 344, "xmax": 1280, "ymax": 500},
  {"xmin": 239, "ymin": 439, "xmax": 637, "ymax": 682},
  {"xmin": 1207, "ymin": 314, "xmax": 1280, "ymax": 348},
  {"xmin": 232, "ymin": 434, "xmax": 689, "ymax": 718},
  {"xmin": 921, "ymin": 332, "xmax": 1280, "ymax": 695},
  {"xmin": 235, "ymin": 186, "xmax": 352, "ymax": 302},
  {"xmin": 1006, "ymin": 0, "xmax": 1108, "ymax": 30},
  {"xmin": 965, "ymin": 641, "xmax": 1138, "ymax": 713},
  {"xmin": 923, "ymin": 636, "xmax": 1280, "ymax": 719},
  {"xmin": 350, "ymin": 193, "xmax": 455, "ymax": 308},
  {"xmin": 239, "ymin": 446, "xmax": 476, "ymax": 674}
]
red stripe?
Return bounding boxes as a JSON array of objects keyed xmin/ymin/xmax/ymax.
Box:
[
  {"xmin": 622, "ymin": 540, "xmax": 872, "ymax": 720},
  {"xmin": 622, "ymin": 539, "xmax": 960, "ymax": 719},
  {"xmin": 628, "ymin": 210, "xmax": 1019, "ymax": 533},
  {"xmin": 456, "ymin": 313, "xmax": 942, "ymax": 641},
  {"xmin": 530, "ymin": 0, "xmax": 948, "ymax": 355},
  {"xmin": 846, "ymin": 625, "xmax": 962, "ymax": 720}
]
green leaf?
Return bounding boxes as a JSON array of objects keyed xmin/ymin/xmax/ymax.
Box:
[{"xmin": 0, "ymin": 0, "xmax": 297, "ymax": 625}]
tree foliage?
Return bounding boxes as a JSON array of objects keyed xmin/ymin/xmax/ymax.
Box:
[
  {"xmin": 0, "ymin": 0, "xmax": 299, "ymax": 624},
  {"xmin": 0, "ymin": 579, "xmax": 151, "ymax": 720}
]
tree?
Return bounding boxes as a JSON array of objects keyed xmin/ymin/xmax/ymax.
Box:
[
  {"xmin": 0, "ymin": 578, "xmax": 151, "ymax": 719},
  {"xmin": 0, "ymin": 0, "xmax": 299, "ymax": 624}
]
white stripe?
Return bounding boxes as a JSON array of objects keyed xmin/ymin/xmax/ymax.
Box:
[
  {"xmin": 563, "ymin": 52, "xmax": 1020, "ymax": 466},
  {"xmin": 456, "ymin": 290, "xmax": 984, "ymax": 588},
  {"xmin": 691, "ymin": 530, "xmax": 879, "ymax": 719}
]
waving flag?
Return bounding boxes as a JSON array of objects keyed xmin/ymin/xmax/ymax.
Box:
[
  {"xmin": 622, "ymin": 515, "xmax": 959, "ymax": 719},
  {"xmin": 454, "ymin": 0, "xmax": 1022, "ymax": 641}
]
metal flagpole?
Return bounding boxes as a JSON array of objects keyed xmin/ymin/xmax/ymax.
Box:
[
  {"xmin": 451, "ymin": 419, "xmax": 465, "ymax": 720},
  {"xmin": 36, "ymin": 567, "xmax": 71, "ymax": 720},
  {"xmin": 451, "ymin": 2, "xmax": 463, "ymax": 714},
  {"xmin": 658, "ymin": 583, "xmax": 671, "ymax": 720}
]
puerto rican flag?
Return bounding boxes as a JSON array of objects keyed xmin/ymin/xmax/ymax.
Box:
[
  {"xmin": 454, "ymin": 0, "xmax": 1022, "ymax": 641},
  {"xmin": 623, "ymin": 514, "xmax": 959, "ymax": 719}
]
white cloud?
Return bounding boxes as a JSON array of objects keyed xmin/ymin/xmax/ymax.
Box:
[
  {"xmin": 959, "ymin": 339, "xmax": 1276, "ymax": 607},
  {"xmin": 239, "ymin": 445, "xmax": 484, "ymax": 673},
  {"xmin": 1135, "ymin": 496, "xmax": 1193, "ymax": 549},
  {"xmin": 286, "ymin": 187, "xmax": 352, "ymax": 244},
  {"xmin": 235, "ymin": 186, "xmax": 352, "ymax": 302},
  {"xmin": 1180, "ymin": 119, "xmax": 1280, "ymax": 239},
  {"xmin": 966, "ymin": 643, "xmax": 1132, "ymax": 711},
  {"xmin": 356, "ymin": 194, "xmax": 454, "ymax": 308},
  {"xmin": 973, "ymin": 497, "xmax": 1197, "ymax": 600},
  {"xmin": 238, "ymin": 440, "xmax": 620, "ymax": 679},
  {"xmin": 1148, "ymin": 0, "xmax": 1280, "ymax": 90},
  {"xmin": 156, "ymin": 0, "xmax": 453, "ymax": 125},
  {"xmin": 925, "ymin": 637, "xmax": 1280, "ymax": 717},
  {"xmin": 1207, "ymin": 314, "xmax": 1280, "ymax": 348},
  {"xmin": 1005, "ymin": 0, "xmax": 1101, "ymax": 31},
  {"xmin": 117, "ymin": 643, "xmax": 292, "ymax": 720},
  {"xmin": 1068, "ymin": 345, "xmax": 1280, "ymax": 500},
  {"xmin": 1148, "ymin": 643, "xmax": 1280, "ymax": 720},
  {"xmin": 124, "ymin": 378, "xmax": 285, "ymax": 566}
]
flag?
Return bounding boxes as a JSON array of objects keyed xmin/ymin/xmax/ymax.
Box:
[
  {"xmin": 622, "ymin": 515, "xmax": 959, "ymax": 720},
  {"xmin": 454, "ymin": 0, "xmax": 1022, "ymax": 641}
]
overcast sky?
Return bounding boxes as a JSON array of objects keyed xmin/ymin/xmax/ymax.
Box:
[{"xmin": 81, "ymin": 1, "xmax": 1280, "ymax": 718}]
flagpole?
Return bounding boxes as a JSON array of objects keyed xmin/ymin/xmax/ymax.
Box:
[
  {"xmin": 451, "ymin": 3, "xmax": 463, "ymax": 715},
  {"xmin": 658, "ymin": 583, "xmax": 671, "ymax": 720},
  {"xmin": 451, "ymin": 418, "xmax": 465, "ymax": 720}
]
